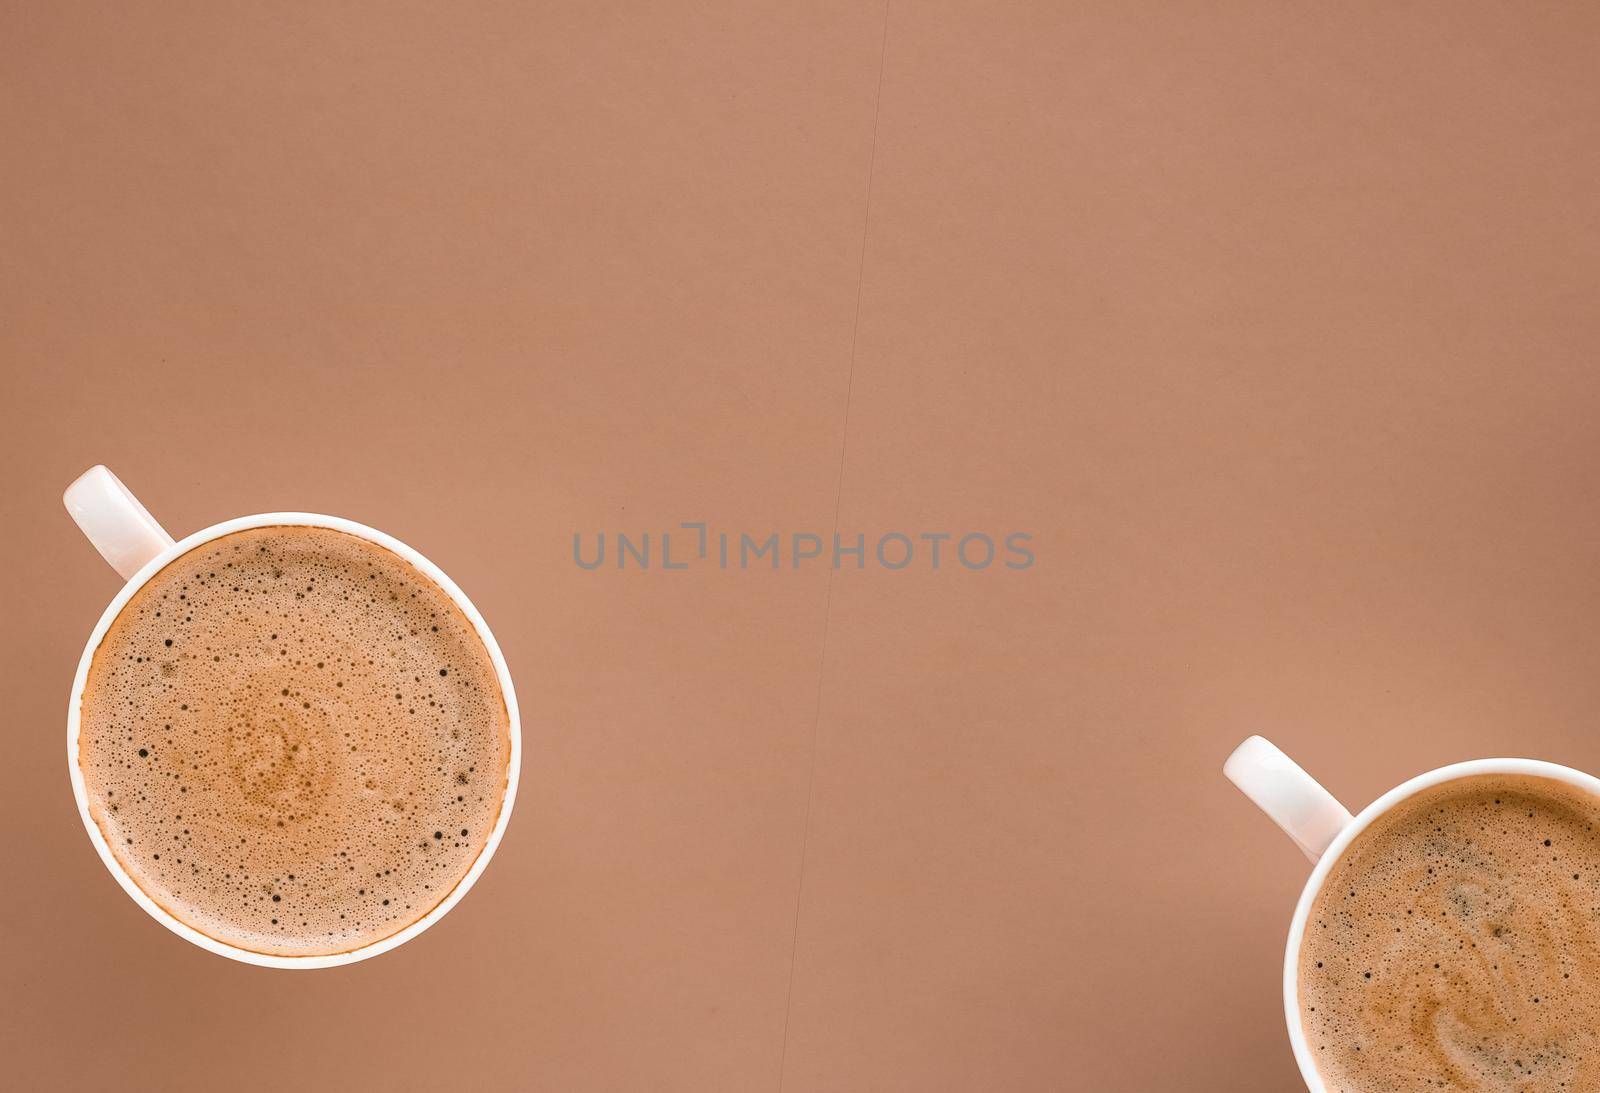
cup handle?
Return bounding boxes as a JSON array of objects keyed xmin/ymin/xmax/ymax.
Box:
[
  {"xmin": 63, "ymin": 465, "xmax": 176, "ymax": 581},
  {"xmin": 1224, "ymin": 736, "xmax": 1354, "ymax": 863}
]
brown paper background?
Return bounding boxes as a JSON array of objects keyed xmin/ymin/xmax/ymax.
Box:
[{"xmin": 4, "ymin": 2, "xmax": 1600, "ymax": 1089}]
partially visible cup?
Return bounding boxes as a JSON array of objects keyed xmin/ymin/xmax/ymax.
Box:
[{"xmin": 1227, "ymin": 736, "xmax": 1600, "ymax": 1091}]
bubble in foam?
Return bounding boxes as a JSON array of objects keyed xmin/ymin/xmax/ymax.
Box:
[{"xmin": 78, "ymin": 526, "xmax": 510, "ymax": 957}]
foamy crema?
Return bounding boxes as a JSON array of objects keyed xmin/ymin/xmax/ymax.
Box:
[
  {"xmin": 78, "ymin": 526, "xmax": 511, "ymax": 956},
  {"xmin": 1300, "ymin": 774, "xmax": 1600, "ymax": 1092}
]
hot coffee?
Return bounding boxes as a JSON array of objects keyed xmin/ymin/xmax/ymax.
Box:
[
  {"xmin": 1300, "ymin": 774, "xmax": 1600, "ymax": 1091},
  {"xmin": 77, "ymin": 525, "xmax": 511, "ymax": 957}
]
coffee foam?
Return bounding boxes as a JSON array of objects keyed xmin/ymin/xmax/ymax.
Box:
[
  {"xmin": 77, "ymin": 525, "xmax": 510, "ymax": 957},
  {"xmin": 1300, "ymin": 774, "xmax": 1600, "ymax": 1092}
]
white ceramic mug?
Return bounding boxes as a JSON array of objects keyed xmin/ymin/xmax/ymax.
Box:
[
  {"xmin": 1225, "ymin": 734, "xmax": 1600, "ymax": 1091},
  {"xmin": 63, "ymin": 465, "xmax": 522, "ymax": 969}
]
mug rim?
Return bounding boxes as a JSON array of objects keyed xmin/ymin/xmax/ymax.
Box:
[
  {"xmin": 67, "ymin": 511, "xmax": 522, "ymax": 970},
  {"xmin": 1282, "ymin": 757, "xmax": 1600, "ymax": 1090}
]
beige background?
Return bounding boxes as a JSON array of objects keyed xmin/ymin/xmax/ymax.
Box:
[{"xmin": 4, "ymin": 2, "xmax": 1600, "ymax": 1090}]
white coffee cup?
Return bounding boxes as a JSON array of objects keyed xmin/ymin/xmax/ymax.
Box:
[
  {"xmin": 63, "ymin": 465, "xmax": 522, "ymax": 969},
  {"xmin": 1225, "ymin": 735, "xmax": 1600, "ymax": 1091}
]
